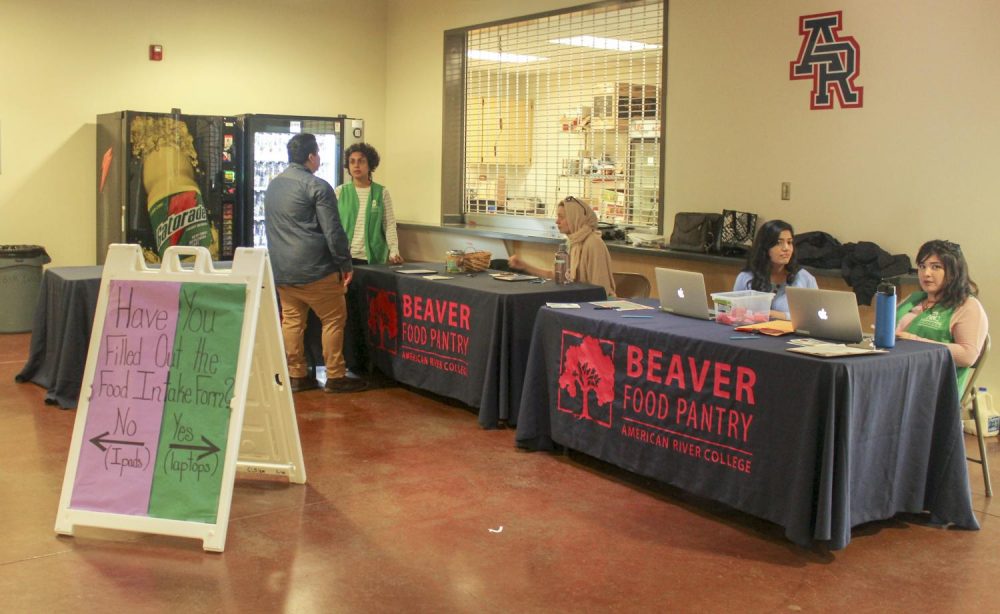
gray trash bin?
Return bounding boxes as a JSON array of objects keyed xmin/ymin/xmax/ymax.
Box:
[{"xmin": 0, "ymin": 245, "xmax": 51, "ymax": 333}]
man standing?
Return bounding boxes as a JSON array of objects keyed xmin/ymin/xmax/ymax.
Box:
[{"xmin": 264, "ymin": 133, "xmax": 367, "ymax": 393}]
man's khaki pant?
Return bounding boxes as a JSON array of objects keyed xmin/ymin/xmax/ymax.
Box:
[{"xmin": 277, "ymin": 271, "xmax": 347, "ymax": 380}]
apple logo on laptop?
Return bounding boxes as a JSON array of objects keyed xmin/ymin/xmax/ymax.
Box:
[
  {"xmin": 817, "ymin": 308, "xmax": 829, "ymax": 320},
  {"xmin": 677, "ymin": 288, "xmax": 685, "ymax": 299}
]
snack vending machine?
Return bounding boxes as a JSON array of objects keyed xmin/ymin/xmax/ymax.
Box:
[{"xmin": 96, "ymin": 111, "xmax": 241, "ymax": 263}]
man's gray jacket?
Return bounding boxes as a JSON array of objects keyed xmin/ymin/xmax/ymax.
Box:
[{"xmin": 264, "ymin": 162, "xmax": 353, "ymax": 285}]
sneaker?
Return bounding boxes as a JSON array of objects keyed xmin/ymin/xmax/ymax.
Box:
[
  {"xmin": 289, "ymin": 376, "xmax": 319, "ymax": 393},
  {"xmin": 324, "ymin": 376, "xmax": 369, "ymax": 393}
]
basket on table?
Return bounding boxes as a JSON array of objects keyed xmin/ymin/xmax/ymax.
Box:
[{"xmin": 461, "ymin": 250, "xmax": 492, "ymax": 272}]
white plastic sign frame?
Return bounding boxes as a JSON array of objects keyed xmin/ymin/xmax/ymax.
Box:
[{"xmin": 54, "ymin": 244, "xmax": 305, "ymax": 552}]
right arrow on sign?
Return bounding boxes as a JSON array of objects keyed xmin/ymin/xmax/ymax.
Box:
[{"xmin": 169, "ymin": 436, "xmax": 221, "ymax": 460}]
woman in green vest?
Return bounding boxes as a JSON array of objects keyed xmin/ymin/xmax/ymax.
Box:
[
  {"xmin": 896, "ymin": 240, "xmax": 988, "ymax": 392},
  {"xmin": 337, "ymin": 143, "xmax": 402, "ymax": 375},
  {"xmin": 335, "ymin": 142, "xmax": 403, "ymax": 265}
]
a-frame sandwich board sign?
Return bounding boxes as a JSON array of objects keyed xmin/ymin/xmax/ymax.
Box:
[{"xmin": 54, "ymin": 244, "xmax": 305, "ymax": 552}]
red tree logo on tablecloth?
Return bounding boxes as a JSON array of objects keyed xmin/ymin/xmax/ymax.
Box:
[
  {"xmin": 558, "ymin": 331, "xmax": 615, "ymax": 428},
  {"xmin": 367, "ymin": 288, "xmax": 398, "ymax": 355}
]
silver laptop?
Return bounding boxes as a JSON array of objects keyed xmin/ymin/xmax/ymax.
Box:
[
  {"xmin": 655, "ymin": 268, "xmax": 713, "ymax": 320},
  {"xmin": 786, "ymin": 287, "xmax": 864, "ymax": 343}
]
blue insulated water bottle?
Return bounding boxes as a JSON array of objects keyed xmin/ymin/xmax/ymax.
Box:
[{"xmin": 874, "ymin": 282, "xmax": 897, "ymax": 348}]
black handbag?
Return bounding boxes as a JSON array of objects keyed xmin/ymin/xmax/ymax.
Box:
[
  {"xmin": 668, "ymin": 212, "xmax": 723, "ymax": 253},
  {"xmin": 597, "ymin": 222, "xmax": 626, "ymax": 242},
  {"xmin": 719, "ymin": 210, "xmax": 758, "ymax": 257}
]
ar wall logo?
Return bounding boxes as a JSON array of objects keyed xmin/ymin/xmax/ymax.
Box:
[
  {"xmin": 790, "ymin": 11, "xmax": 863, "ymax": 109},
  {"xmin": 557, "ymin": 331, "xmax": 615, "ymax": 428},
  {"xmin": 366, "ymin": 287, "xmax": 398, "ymax": 355}
]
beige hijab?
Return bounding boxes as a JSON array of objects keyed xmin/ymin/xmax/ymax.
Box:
[{"xmin": 561, "ymin": 198, "xmax": 616, "ymax": 296}]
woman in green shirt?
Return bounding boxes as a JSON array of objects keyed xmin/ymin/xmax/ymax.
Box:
[{"xmin": 895, "ymin": 240, "xmax": 988, "ymax": 391}]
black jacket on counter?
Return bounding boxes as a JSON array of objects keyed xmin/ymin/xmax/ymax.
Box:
[
  {"xmin": 794, "ymin": 231, "xmax": 911, "ymax": 305},
  {"xmin": 840, "ymin": 242, "xmax": 911, "ymax": 305},
  {"xmin": 794, "ymin": 231, "xmax": 845, "ymax": 269}
]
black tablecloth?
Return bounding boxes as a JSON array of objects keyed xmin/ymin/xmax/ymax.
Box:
[
  {"xmin": 349, "ymin": 264, "xmax": 606, "ymax": 427},
  {"xmin": 16, "ymin": 266, "xmax": 104, "ymax": 409},
  {"xmin": 514, "ymin": 303, "xmax": 979, "ymax": 549}
]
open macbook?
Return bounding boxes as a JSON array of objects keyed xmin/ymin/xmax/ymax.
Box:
[
  {"xmin": 786, "ymin": 287, "xmax": 865, "ymax": 343},
  {"xmin": 655, "ymin": 268, "xmax": 713, "ymax": 320}
]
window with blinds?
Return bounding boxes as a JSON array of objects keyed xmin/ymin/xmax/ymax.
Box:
[{"xmin": 461, "ymin": 0, "xmax": 664, "ymax": 230}]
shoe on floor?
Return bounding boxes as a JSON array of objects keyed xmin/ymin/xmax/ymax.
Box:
[
  {"xmin": 289, "ymin": 376, "xmax": 319, "ymax": 393},
  {"xmin": 325, "ymin": 376, "xmax": 369, "ymax": 393}
]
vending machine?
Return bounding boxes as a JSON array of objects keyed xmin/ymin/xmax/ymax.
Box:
[
  {"xmin": 96, "ymin": 111, "xmax": 241, "ymax": 264},
  {"xmin": 237, "ymin": 114, "xmax": 364, "ymax": 249}
]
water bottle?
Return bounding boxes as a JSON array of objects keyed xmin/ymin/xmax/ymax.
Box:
[
  {"xmin": 979, "ymin": 388, "xmax": 999, "ymax": 437},
  {"xmin": 554, "ymin": 244, "xmax": 569, "ymax": 284},
  {"xmin": 874, "ymin": 282, "xmax": 897, "ymax": 348}
]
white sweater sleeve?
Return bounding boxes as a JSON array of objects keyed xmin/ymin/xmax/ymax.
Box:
[{"xmin": 382, "ymin": 187, "xmax": 400, "ymax": 258}]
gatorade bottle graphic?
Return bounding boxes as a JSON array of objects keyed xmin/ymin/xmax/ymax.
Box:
[{"xmin": 131, "ymin": 116, "xmax": 217, "ymax": 262}]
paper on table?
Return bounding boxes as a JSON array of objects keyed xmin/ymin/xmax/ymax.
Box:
[
  {"xmin": 546, "ymin": 303, "xmax": 581, "ymax": 309},
  {"xmin": 787, "ymin": 337, "xmax": 829, "ymax": 347},
  {"xmin": 590, "ymin": 300, "xmax": 654, "ymax": 311},
  {"xmin": 787, "ymin": 344, "xmax": 886, "ymax": 358},
  {"xmin": 423, "ymin": 275, "xmax": 454, "ymax": 280},
  {"xmin": 397, "ymin": 268, "xmax": 437, "ymax": 274},
  {"xmin": 734, "ymin": 319, "xmax": 794, "ymax": 336}
]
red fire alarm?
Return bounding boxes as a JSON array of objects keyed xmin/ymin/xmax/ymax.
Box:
[{"xmin": 149, "ymin": 44, "xmax": 163, "ymax": 61}]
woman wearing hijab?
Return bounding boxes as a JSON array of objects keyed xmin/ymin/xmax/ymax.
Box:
[{"xmin": 508, "ymin": 196, "xmax": 616, "ymax": 296}]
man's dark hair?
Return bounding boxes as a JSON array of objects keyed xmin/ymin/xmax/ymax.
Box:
[
  {"xmin": 344, "ymin": 142, "xmax": 380, "ymax": 173},
  {"xmin": 287, "ymin": 133, "xmax": 319, "ymax": 165}
]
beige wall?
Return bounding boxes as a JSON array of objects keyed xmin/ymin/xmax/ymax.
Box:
[
  {"xmin": 0, "ymin": 0, "xmax": 387, "ymax": 265},
  {"xmin": 384, "ymin": 0, "xmax": 1000, "ymax": 387}
]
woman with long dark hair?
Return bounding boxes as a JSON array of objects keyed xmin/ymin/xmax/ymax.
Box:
[
  {"xmin": 733, "ymin": 219, "xmax": 817, "ymax": 319},
  {"xmin": 896, "ymin": 240, "xmax": 988, "ymax": 391}
]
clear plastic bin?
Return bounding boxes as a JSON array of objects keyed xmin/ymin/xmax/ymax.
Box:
[{"xmin": 710, "ymin": 290, "xmax": 774, "ymax": 326}]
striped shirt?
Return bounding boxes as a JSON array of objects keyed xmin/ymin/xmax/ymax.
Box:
[{"xmin": 335, "ymin": 183, "xmax": 400, "ymax": 261}]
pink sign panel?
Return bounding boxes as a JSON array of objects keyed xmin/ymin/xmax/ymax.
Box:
[{"xmin": 71, "ymin": 280, "xmax": 181, "ymax": 515}]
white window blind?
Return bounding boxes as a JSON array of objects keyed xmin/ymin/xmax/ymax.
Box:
[{"xmin": 463, "ymin": 0, "xmax": 664, "ymax": 230}]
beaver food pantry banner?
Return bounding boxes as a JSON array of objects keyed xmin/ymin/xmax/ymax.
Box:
[
  {"xmin": 515, "ymin": 306, "xmax": 980, "ymax": 549},
  {"xmin": 55, "ymin": 244, "xmax": 305, "ymax": 552}
]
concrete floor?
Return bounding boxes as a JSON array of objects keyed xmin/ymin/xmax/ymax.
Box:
[{"xmin": 2, "ymin": 331, "xmax": 998, "ymax": 613}]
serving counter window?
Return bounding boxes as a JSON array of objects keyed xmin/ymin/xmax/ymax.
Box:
[{"xmin": 442, "ymin": 0, "xmax": 666, "ymax": 231}]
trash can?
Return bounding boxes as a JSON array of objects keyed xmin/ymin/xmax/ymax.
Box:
[{"xmin": 0, "ymin": 245, "xmax": 51, "ymax": 333}]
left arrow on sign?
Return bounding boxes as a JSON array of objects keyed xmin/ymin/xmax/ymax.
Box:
[{"xmin": 89, "ymin": 431, "xmax": 145, "ymax": 452}]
